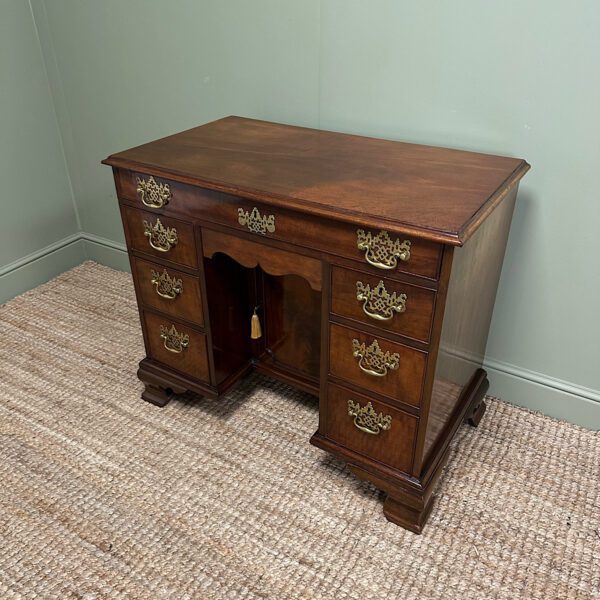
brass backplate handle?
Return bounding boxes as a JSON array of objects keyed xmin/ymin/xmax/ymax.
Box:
[
  {"xmin": 348, "ymin": 399, "xmax": 392, "ymax": 435},
  {"xmin": 356, "ymin": 280, "xmax": 407, "ymax": 321},
  {"xmin": 160, "ymin": 324, "xmax": 189, "ymax": 353},
  {"xmin": 352, "ymin": 338, "xmax": 400, "ymax": 377},
  {"xmin": 143, "ymin": 218, "xmax": 178, "ymax": 252},
  {"xmin": 137, "ymin": 175, "xmax": 172, "ymax": 209},
  {"xmin": 356, "ymin": 229, "xmax": 411, "ymax": 270},
  {"xmin": 151, "ymin": 269, "xmax": 183, "ymax": 300},
  {"xmin": 238, "ymin": 207, "xmax": 275, "ymax": 235}
]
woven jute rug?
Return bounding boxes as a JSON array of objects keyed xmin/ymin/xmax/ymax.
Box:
[{"xmin": 0, "ymin": 262, "xmax": 598, "ymax": 599}]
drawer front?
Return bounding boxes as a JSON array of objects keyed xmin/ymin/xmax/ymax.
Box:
[
  {"xmin": 133, "ymin": 258, "xmax": 204, "ymax": 326},
  {"xmin": 324, "ymin": 383, "xmax": 417, "ymax": 474},
  {"xmin": 329, "ymin": 323, "xmax": 426, "ymax": 408},
  {"xmin": 143, "ymin": 311, "xmax": 210, "ymax": 383},
  {"xmin": 119, "ymin": 172, "xmax": 174, "ymax": 210},
  {"xmin": 331, "ymin": 266, "xmax": 435, "ymax": 343},
  {"xmin": 122, "ymin": 205, "xmax": 197, "ymax": 269},
  {"xmin": 116, "ymin": 170, "xmax": 441, "ymax": 280}
]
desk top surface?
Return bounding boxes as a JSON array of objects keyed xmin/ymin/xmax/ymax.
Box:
[{"xmin": 103, "ymin": 116, "xmax": 529, "ymax": 245}]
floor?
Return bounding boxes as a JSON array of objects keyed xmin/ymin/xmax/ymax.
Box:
[{"xmin": 0, "ymin": 262, "xmax": 598, "ymax": 599}]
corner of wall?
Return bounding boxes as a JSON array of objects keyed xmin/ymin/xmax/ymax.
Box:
[
  {"xmin": 28, "ymin": 0, "xmax": 82, "ymax": 233},
  {"xmin": 0, "ymin": 236, "xmax": 86, "ymax": 304},
  {"xmin": 82, "ymin": 233, "xmax": 130, "ymax": 272}
]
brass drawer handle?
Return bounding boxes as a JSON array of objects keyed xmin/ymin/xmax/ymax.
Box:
[
  {"xmin": 151, "ymin": 269, "xmax": 183, "ymax": 300},
  {"xmin": 348, "ymin": 399, "xmax": 392, "ymax": 435},
  {"xmin": 352, "ymin": 338, "xmax": 400, "ymax": 377},
  {"xmin": 356, "ymin": 229, "xmax": 411, "ymax": 270},
  {"xmin": 143, "ymin": 218, "xmax": 178, "ymax": 252},
  {"xmin": 238, "ymin": 207, "xmax": 275, "ymax": 235},
  {"xmin": 160, "ymin": 324, "xmax": 189, "ymax": 353},
  {"xmin": 356, "ymin": 280, "xmax": 407, "ymax": 321},
  {"xmin": 137, "ymin": 175, "xmax": 171, "ymax": 209}
]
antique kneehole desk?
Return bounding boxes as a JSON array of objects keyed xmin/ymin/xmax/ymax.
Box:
[{"xmin": 103, "ymin": 117, "xmax": 529, "ymax": 533}]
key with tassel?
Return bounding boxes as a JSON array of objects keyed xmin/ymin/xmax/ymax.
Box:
[{"xmin": 250, "ymin": 306, "xmax": 262, "ymax": 340}]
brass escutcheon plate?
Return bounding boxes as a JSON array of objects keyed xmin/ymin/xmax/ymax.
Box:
[
  {"xmin": 347, "ymin": 399, "xmax": 392, "ymax": 435},
  {"xmin": 356, "ymin": 229, "xmax": 411, "ymax": 270},
  {"xmin": 151, "ymin": 269, "xmax": 183, "ymax": 300},
  {"xmin": 137, "ymin": 175, "xmax": 172, "ymax": 209},
  {"xmin": 238, "ymin": 207, "xmax": 275, "ymax": 235},
  {"xmin": 352, "ymin": 338, "xmax": 400, "ymax": 377},
  {"xmin": 356, "ymin": 279, "xmax": 407, "ymax": 321}
]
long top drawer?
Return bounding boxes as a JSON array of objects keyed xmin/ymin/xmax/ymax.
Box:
[{"xmin": 114, "ymin": 169, "xmax": 442, "ymax": 281}]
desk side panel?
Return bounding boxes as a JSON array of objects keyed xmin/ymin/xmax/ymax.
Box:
[{"xmin": 423, "ymin": 186, "xmax": 518, "ymax": 461}]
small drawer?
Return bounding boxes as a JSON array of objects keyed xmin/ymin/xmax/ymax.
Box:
[
  {"xmin": 133, "ymin": 258, "xmax": 204, "ymax": 326},
  {"xmin": 130, "ymin": 173, "xmax": 174, "ymax": 210},
  {"xmin": 329, "ymin": 323, "xmax": 426, "ymax": 408},
  {"xmin": 143, "ymin": 311, "xmax": 210, "ymax": 383},
  {"xmin": 324, "ymin": 383, "xmax": 417, "ymax": 474},
  {"xmin": 331, "ymin": 266, "xmax": 435, "ymax": 343},
  {"xmin": 115, "ymin": 170, "xmax": 177, "ymax": 212},
  {"xmin": 121, "ymin": 205, "xmax": 197, "ymax": 268},
  {"xmin": 349, "ymin": 227, "xmax": 441, "ymax": 281}
]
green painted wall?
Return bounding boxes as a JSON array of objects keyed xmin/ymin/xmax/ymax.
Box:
[
  {"xmin": 0, "ymin": 0, "xmax": 83, "ymax": 302},
  {"xmin": 7, "ymin": 1, "xmax": 600, "ymax": 426},
  {"xmin": 32, "ymin": 0, "xmax": 320, "ymax": 249},
  {"xmin": 317, "ymin": 1, "xmax": 600, "ymax": 425}
]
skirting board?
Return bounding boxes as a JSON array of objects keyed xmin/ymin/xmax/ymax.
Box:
[
  {"xmin": 0, "ymin": 235, "xmax": 85, "ymax": 305},
  {"xmin": 485, "ymin": 360, "xmax": 600, "ymax": 430},
  {"xmin": 81, "ymin": 233, "xmax": 130, "ymax": 272}
]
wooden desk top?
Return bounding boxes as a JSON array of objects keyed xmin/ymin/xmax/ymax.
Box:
[{"xmin": 104, "ymin": 116, "xmax": 529, "ymax": 245}]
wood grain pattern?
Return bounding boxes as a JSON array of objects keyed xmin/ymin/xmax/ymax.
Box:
[
  {"xmin": 262, "ymin": 272, "xmax": 322, "ymax": 382},
  {"xmin": 423, "ymin": 188, "xmax": 518, "ymax": 461},
  {"xmin": 116, "ymin": 173, "xmax": 443, "ymax": 281},
  {"xmin": 104, "ymin": 116, "xmax": 530, "ymax": 245},
  {"xmin": 202, "ymin": 228, "xmax": 322, "ymax": 291},
  {"xmin": 121, "ymin": 205, "xmax": 197, "ymax": 269},
  {"xmin": 142, "ymin": 311, "xmax": 210, "ymax": 383},
  {"xmin": 202, "ymin": 252, "xmax": 252, "ymax": 387},
  {"xmin": 330, "ymin": 265, "xmax": 436, "ymax": 343},
  {"xmin": 324, "ymin": 383, "xmax": 417, "ymax": 474},
  {"xmin": 329, "ymin": 323, "xmax": 427, "ymax": 408},
  {"xmin": 133, "ymin": 257, "xmax": 204, "ymax": 326}
]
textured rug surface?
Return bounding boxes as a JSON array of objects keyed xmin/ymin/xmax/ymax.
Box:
[{"xmin": 0, "ymin": 262, "xmax": 598, "ymax": 599}]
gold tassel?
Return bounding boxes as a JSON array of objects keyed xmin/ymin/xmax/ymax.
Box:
[{"xmin": 250, "ymin": 307, "xmax": 262, "ymax": 340}]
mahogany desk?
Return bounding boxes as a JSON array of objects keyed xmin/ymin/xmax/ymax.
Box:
[{"xmin": 103, "ymin": 117, "xmax": 529, "ymax": 533}]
